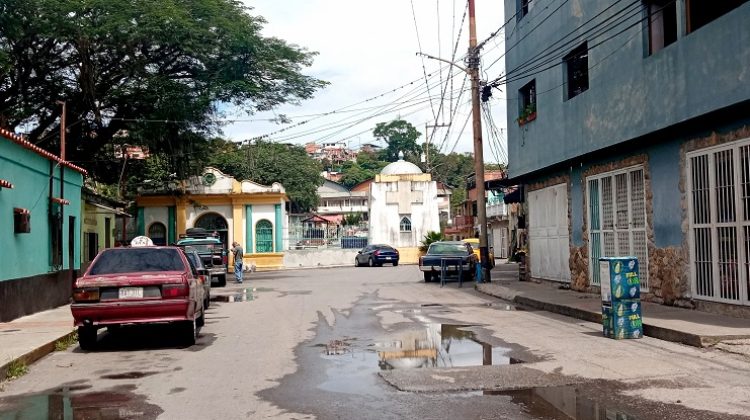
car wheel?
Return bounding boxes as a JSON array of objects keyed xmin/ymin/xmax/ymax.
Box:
[
  {"xmin": 393, "ymin": 261, "xmax": 399, "ymax": 266},
  {"xmin": 368, "ymin": 257, "xmax": 374, "ymax": 267},
  {"xmin": 355, "ymin": 257, "xmax": 360, "ymax": 267},
  {"xmin": 204, "ymin": 293, "xmax": 210, "ymax": 309},
  {"xmin": 78, "ymin": 326, "xmax": 98, "ymax": 351},
  {"xmin": 181, "ymin": 320, "xmax": 197, "ymax": 346},
  {"xmin": 423, "ymin": 272, "xmax": 432, "ymax": 282},
  {"xmin": 217, "ymin": 275, "xmax": 226, "ymax": 287}
]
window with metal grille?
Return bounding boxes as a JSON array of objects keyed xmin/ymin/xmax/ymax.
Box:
[
  {"xmin": 255, "ymin": 220, "xmax": 274, "ymax": 253},
  {"xmin": 687, "ymin": 138, "xmax": 750, "ymax": 305},
  {"xmin": 399, "ymin": 217, "xmax": 412, "ymax": 232},
  {"xmin": 587, "ymin": 166, "xmax": 648, "ymax": 290}
]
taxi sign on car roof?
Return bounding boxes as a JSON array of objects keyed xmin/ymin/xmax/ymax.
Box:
[{"xmin": 130, "ymin": 236, "xmax": 154, "ymax": 247}]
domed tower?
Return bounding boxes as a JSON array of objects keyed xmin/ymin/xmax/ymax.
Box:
[{"xmin": 368, "ymin": 154, "xmax": 440, "ymax": 252}]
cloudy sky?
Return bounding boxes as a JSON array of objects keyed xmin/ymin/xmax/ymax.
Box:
[{"xmin": 228, "ymin": 0, "xmax": 508, "ymax": 163}]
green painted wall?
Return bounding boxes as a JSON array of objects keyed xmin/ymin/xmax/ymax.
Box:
[
  {"xmin": 274, "ymin": 204, "xmax": 282, "ymax": 252},
  {"xmin": 167, "ymin": 206, "xmax": 176, "ymax": 244},
  {"xmin": 245, "ymin": 205, "xmax": 253, "ymax": 254},
  {"xmin": 137, "ymin": 207, "xmax": 145, "ymax": 236},
  {"xmin": 0, "ymin": 139, "xmax": 83, "ymax": 281}
]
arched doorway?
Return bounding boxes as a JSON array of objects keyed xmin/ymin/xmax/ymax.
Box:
[
  {"xmin": 148, "ymin": 222, "xmax": 167, "ymax": 246},
  {"xmin": 194, "ymin": 212, "xmax": 229, "ymax": 249}
]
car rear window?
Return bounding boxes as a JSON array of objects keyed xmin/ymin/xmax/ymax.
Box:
[
  {"xmin": 89, "ymin": 248, "xmax": 186, "ymax": 275},
  {"xmin": 428, "ymin": 243, "xmax": 469, "ymax": 255},
  {"xmin": 180, "ymin": 244, "xmax": 220, "ymax": 253}
]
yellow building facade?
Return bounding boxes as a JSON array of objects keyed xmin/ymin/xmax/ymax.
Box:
[{"xmin": 135, "ymin": 167, "xmax": 289, "ymax": 270}]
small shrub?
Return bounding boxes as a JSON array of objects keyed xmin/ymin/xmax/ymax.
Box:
[
  {"xmin": 54, "ymin": 331, "xmax": 79, "ymax": 351},
  {"xmin": 419, "ymin": 231, "xmax": 445, "ymax": 252},
  {"xmin": 6, "ymin": 359, "xmax": 28, "ymax": 380}
]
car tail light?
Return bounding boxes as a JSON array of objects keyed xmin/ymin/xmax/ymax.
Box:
[
  {"xmin": 162, "ymin": 284, "xmax": 189, "ymax": 298},
  {"xmin": 72, "ymin": 288, "xmax": 100, "ymax": 302},
  {"xmin": 222, "ymin": 254, "xmax": 228, "ymax": 265},
  {"xmin": 374, "ymin": 250, "xmax": 380, "ymax": 256}
]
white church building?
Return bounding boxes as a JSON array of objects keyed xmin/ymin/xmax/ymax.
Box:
[{"xmin": 368, "ymin": 155, "xmax": 440, "ymax": 249}]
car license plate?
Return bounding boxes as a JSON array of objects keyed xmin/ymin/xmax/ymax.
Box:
[
  {"xmin": 119, "ymin": 287, "xmax": 143, "ymax": 299},
  {"xmin": 385, "ymin": 257, "xmax": 391, "ymax": 260}
]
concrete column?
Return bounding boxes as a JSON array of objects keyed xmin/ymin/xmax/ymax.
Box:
[
  {"xmin": 245, "ymin": 205, "xmax": 253, "ymax": 254},
  {"xmin": 175, "ymin": 199, "xmax": 187, "ymax": 236},
  {"xmin": 232, "ymin": 202, "xmax": 243, "ymax": 255},
  {"xmin": 274, "ymin": 203, "xmax": 282, "ymax": 252},
  {"xmin": 167, "ymin": 206, "xmax": 176, "ymax": 244},
  {"xmin": 136, "ymin": 207, "xmax": 145, "ymax": 236}
]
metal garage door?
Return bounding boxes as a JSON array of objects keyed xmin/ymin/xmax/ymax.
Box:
[{"xmin": 528, "ymin": 183, "xmax": 571, "ymax": 282}]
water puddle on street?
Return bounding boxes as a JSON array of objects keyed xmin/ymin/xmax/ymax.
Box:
[
  {"xmin": 318, "ymin": 324, "xmax": 511, "ymax": 394},
  {"xmin": 482, "ymin": 385, "xmax": 638, "ymax": 420},
  {"xmin": 0, "ymin": 384, "xmax": 163, "ymax": 419}
]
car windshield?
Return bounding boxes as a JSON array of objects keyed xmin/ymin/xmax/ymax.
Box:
[
  {"xmin": 376, "ymin": 246, "xmax": 395, "ymax": 251},
  {"xmin": 428, "ymin": 243, "xmax": 468, "ymax": 255},
  {"xmin": 88, "ymin": 248, "xmax": 185, "ymax": 275}
]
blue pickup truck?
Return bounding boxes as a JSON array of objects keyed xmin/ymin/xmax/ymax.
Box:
[{"xmin": 418, "ymin": 241, "xmax": 477, "ymax": 282}]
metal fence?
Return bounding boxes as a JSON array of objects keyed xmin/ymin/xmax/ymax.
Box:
[{"xmin": 287, "ymin": 222, "xmax": 369, "ymax": 250}]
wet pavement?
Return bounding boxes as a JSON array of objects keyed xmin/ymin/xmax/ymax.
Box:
[
  {"xmin": 261, "ymin": 292, "xmax": 744, "ymax": 420},
  {"xmin": 0, "ymin": 383, "xmax": 162, "ymax": 419},
  {"xmin": 1, "ymin": 266, "xmax": 748, "ymax": 419}
]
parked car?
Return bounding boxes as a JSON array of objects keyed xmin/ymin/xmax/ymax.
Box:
[
  {"xmin": 462, "ymin": 238, "xmax": 496, "ymax": 268},
  {"xmin": 355, "ymin": 244, "xmax": 400, "ymax": 267},
  {"xmin": 176, "ymin": 228, "xmax": 228, "ymax": 286},
  {"xmin": 71, "ymin": 246, "xmax": 206, "ymax": 350},
  {"xmin": 182, "ymin": 246, "xmax": 211, "ymax": 310},
  {"xmin": 419, "ymin": 241, "xmax": 477, "ymax": 282}
]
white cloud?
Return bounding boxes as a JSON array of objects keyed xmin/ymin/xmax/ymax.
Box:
[{"xmin": 226, "ymin": 0, "xmax": 507, "ymax": 163}]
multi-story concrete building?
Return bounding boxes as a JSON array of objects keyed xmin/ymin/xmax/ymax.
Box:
[{"xmin": 498, "ymin": 0, "xmax": 750, "ymax": 315}]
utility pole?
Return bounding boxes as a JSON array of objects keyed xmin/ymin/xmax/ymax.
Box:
[
  {"xmin": 468, "ymin": 0, "xmax": 491, "ymax": 283},
  {"xmin": 416, "ymin": 0, "xmax": 491, "ymax": 282}
]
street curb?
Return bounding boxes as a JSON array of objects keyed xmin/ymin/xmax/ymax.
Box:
[
  {"xmin": 476, "ymin": 284, "xmax": 732, "ymax": 349},
  {"xmin": 0, "ymin": 330, "xmax": 77, "ymax": 383}
]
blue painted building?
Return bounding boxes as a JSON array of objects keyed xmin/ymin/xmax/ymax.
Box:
[
  {"xmin": 0, "ymin": 128, "xmax": 86, "ymax": 321},
  {"xmin": 498, "ymin": 0, "xmax": 750, "ymax": 315}
]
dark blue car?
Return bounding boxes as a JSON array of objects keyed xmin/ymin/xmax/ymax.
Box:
[{"xmin": 355, "ymin": 244, "xmax": 400, "ymax": 267}]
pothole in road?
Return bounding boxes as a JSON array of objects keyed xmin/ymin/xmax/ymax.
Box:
[
  {"xmin": 480, "ymin": 385, "xmax": 639, "ymax": 419},
  {"xmin": 0, "ymin": 384, "xmax": 163, "ymax": 419},
  {"xmin": 317, "ymin": 324, "xmax": 514, "ymax": 394}
]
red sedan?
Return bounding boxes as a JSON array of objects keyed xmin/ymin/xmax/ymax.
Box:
[{"xmin": 71, "ymin": 246, "xmax": 206, "ymax": 349}]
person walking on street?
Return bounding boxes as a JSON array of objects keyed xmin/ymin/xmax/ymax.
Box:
[{"xmin": 231, "ymin": 241, "xmax": 244, "ymax": 283}]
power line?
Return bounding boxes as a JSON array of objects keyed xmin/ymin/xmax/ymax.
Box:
[{"xmin": 412, "ymin": 0, "xmax": 438, "ymax": 121}]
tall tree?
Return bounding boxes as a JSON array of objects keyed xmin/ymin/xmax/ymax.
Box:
[
  {"xmin": 0, "ymin": 0, "xmax": 327, "ymax": 182},
  {"xmin": 206, "ymin": 139, "xmax": 323, "ymax": 213},
  {"xmin": 372, "ymin": 119, "xmax": 421, "ymax": 162}
]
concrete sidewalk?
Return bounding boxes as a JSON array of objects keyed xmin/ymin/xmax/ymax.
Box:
[
  {"xmin": 0, "ymin": 305, "xmax": 75, "ymax": 382},
  {"xmin": 478, "ymin": 269, "xmax": 750, "ymax": 348}
]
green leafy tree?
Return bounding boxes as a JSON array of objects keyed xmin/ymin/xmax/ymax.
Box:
[
  {"xmin": 342, "ymin": 213, "xmax": 363, "ymax": 226},
  {"xmin": 373, "ymin": 120, "xmax": 421, "ymax": 162},
  {"xmin": 419, "ymin": 231, "xmax": 446, "ymax": 252},
  {"xmin": 0, "ymin": 0, "xmax": 327, "ymax": 183},
  {"xmin": 223, "ymin": 140, "xmax": 323, "ymax": 213}
]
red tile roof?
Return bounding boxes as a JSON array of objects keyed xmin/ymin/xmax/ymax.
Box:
[{"xmin": 0, "ymin": 127, "xmax": 87, "ymax": 175}]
